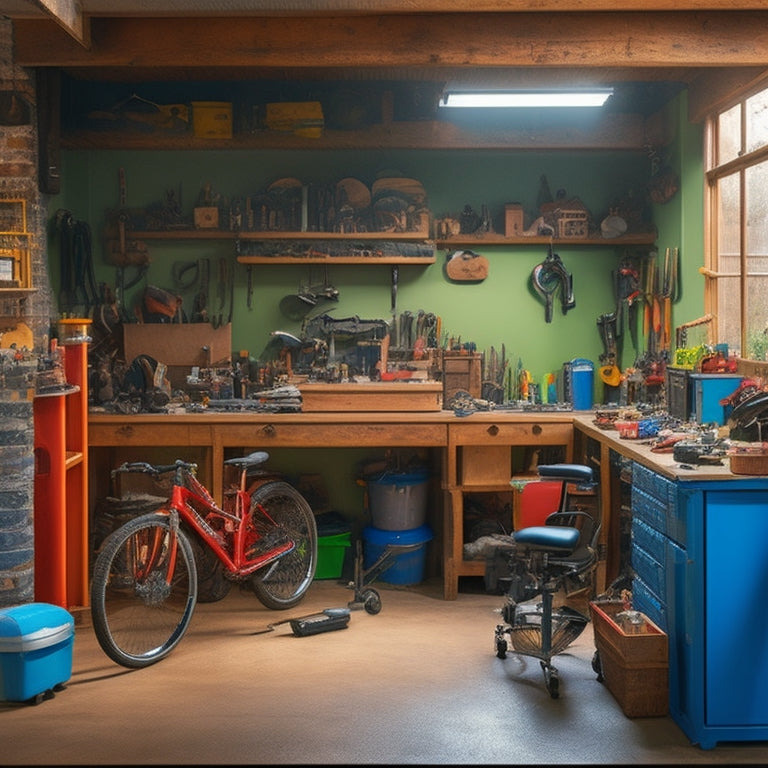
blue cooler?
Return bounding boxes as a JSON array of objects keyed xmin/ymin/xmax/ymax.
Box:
[{"xmin": 0, "ymin": 602, "xmax": 74, "ymax": 703}]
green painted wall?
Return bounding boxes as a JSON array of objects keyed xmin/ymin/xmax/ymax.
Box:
[
  {"xmin": 49, "ymin": 90, "xmax": 707, "ymax": 521},
  {"xmin": 50, "ymin": 91, "xmax": 705, "ymax": 398}
]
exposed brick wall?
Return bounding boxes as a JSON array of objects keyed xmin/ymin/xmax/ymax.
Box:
[{"xmin": 0, "ymin": 17, "xmax": 54, "ymax": 606}]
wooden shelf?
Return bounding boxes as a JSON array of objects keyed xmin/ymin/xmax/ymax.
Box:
[
  {"xmin": 123, "ymin": 229, "xmax": 436, "ymax": 264},
  {"xmin": 237, "ymin": 254, "xmax": 435, "ymax": 265},
  {"xmin": 437, "ymin": 233, "xmax": 657, "ymax": 248},
  {"xmin": 129, "ymin": 230, "xmax": 431, "ymax": 242},
  {"xmin": 60, "ymin": 112, "xmax": 661, "ymax": 152}
]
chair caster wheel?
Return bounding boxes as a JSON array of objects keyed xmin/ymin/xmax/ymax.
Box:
[{"xmin": 542, "ymin": 661, "xmax": 559, "ymax": 699}]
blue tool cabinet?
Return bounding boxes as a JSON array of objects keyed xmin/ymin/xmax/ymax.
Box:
[{"xmin": 630, "ymin": 462, "xmax": 768, "ymax": 749}]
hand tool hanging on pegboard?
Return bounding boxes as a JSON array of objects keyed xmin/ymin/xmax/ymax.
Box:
[{"xmin": 531, "ymin": 244, "xmax": 575, "ymax": 323}]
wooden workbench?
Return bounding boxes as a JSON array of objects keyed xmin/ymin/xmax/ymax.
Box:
[{"xmin": 88, "ymin": 408, "xmax": 576, "ymax": 599}]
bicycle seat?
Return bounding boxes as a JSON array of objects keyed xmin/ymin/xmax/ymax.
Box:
[{"xmin": 224, "ymin": 451, "xmax": 270, "ymax": 469}]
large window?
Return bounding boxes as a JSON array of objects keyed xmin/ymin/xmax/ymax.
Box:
[{"xmin": 705, "ymin": 82, "xmax": 768, "ymax": 360}]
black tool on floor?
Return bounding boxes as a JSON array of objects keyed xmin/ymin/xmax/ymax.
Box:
[
  {"xmin": 252, "ymin": 607, "xmax": 351, "ymax": 637},
  {"xmin": 289, "ymin": 608, "xmax": 351, "ymax": 637}
]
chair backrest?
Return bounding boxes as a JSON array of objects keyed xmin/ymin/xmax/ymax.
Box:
[{"xmin": 516, "ymin": 480, "xmax": 563, "ymax": 529}]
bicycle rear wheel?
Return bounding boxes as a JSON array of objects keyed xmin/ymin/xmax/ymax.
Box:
[
  {"xmin": 90, "ymin": 512, "xmax": 198, "ymax": 668},
  {"xmin": 249, "ymin": 481, "xmax": 317, "ymax": 609}
]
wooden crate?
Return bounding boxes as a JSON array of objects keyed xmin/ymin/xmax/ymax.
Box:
[
  {"xmin": 442, "ymin": 352, "xmax": 482, "ymax": 403},
  {"xmin": 589, "ymin": 601, "xmax": 668, "ymax": 717}
]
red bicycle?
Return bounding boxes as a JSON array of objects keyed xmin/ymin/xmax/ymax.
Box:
[{"xmin": 90, "ymin": 451, "xmax": 317, "ymax": 668}]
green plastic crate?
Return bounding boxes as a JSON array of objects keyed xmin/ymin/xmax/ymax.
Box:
[{"xmin": 315, "ymin": 531, "xmax": 351, "ymax": 580}]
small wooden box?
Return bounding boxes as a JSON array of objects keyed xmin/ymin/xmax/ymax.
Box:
[
  {"xmin": 194, "ymin": 207, "xmax": 219, "ymax": 229},
  {"xmin": 558, "ymin": 210, "xmax": 589, "ymax": 239},
  {"xmin": 298, "ymin": 382, "xmax": 443, "ymax": 412},
  {"xmin": 442, "ymin": 352, "xmax": 482, "ymax": 403},
  {"xmin": 589, "ymin": 601, "xmax": 668, "ymax": 717},
  {"xmin": 459, "ymin": 445, "xmax": 512, "ymax": 486},
  {"xmin": 504, "ymin": 204, "xmax": 524, "ymax": 237}
]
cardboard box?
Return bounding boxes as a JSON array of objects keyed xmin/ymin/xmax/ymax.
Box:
[
  {"xmin": 123, "ymin": 322, "xmax": 232, "ymax": 390},
  {"xmin": 0, "ymin": 603, "xmax": 74, "ymax": 703},
  {"xmin": 504, "ymin": 204, "xmax": 524, "ymax": 237},
  {"xmin": 194, "ymin": 206, "xmax": 219, "ymax": 229},
  {"xmin": 589, "ymin": 601, "xmax": 668, "ymax": 717},
  {"xmin": 191, "ymin": 101, "xmax": 233, "ymax": 139},
  {"xmin": 265, "ymin": 101, "xmax": 324, "ymax": 138}
]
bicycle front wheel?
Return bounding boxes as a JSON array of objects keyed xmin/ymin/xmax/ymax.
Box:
[
  {"xmin": 249, "ymin": 481, "xmax": 317, "ymax": 609},
  {"xmin": 90, "ymin": 512, "xmax": 198, "ymax": 668}
]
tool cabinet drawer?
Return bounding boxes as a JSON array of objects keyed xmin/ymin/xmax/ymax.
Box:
[
  {"xmin": 448, "ymin": 421, "xmax": 571, "ymax": 447},
  {"xmin": 631, "ymin": 468, "xmax": 686, "ymax": 545}
]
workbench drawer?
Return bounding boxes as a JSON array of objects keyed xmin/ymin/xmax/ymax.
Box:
[
  {"xmin": 221, "ymin": 422, "xmax": 447, "ymax": 448},
  {"xmin": 459, "ymin": 445, "xmax": 512, "ymax": 486},
  {"xmin": 90, "ymin": 423, "xmax": 210, "ymax": 446},
  {"xmin": 448, "ymin": 421, "xmax": 572, "ymax": 447}
]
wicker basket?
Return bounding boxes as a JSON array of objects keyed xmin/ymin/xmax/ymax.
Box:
[{"xmin": 729, "ymin": 452, "xmax": 768, "ymax": 475}]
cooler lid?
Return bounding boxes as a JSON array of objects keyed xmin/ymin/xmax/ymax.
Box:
[{"xmin": 0, "ymin": 603, "xmax": 74, "ymax": 653}]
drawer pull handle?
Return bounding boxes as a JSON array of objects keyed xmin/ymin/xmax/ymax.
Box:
[
  {"xmin": 261, "ymin": 424, "xmax": 276, "ymax": 437},
  {"xmin": 487, "ymin": 425, "xmax": 499, "ymax": 436},
  {"xmin": 532, "ymin": 424, "xmax": 542, "ymax": 435}
]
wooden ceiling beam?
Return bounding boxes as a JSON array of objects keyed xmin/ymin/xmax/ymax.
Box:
[{"xmin": 13, "ymin": 12, "xmax": 768, "ymax": 71}]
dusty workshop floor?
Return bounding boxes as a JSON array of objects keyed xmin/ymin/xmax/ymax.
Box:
[{"xmin": 2, "ymin": 577, "xmax": 767, "ymax": 766}]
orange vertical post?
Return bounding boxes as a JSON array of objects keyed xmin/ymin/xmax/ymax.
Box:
[
  {"xmin": 60, "ymin": 319, "xmax": 90, "ymax": 608},
  {"xmin": 34, "ymin": 320, "xmax": 91, "ymax": 610},
  {"xmin": 33, "ymin": 391, "xmax": 68, "ymax": 607}
]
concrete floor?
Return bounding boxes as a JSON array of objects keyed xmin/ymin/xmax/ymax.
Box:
[{"xmin": 2, "ymin": 577, "xmax": 767, "ymax": 765}]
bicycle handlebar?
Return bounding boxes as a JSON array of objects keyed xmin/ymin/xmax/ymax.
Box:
[{"xmin": 111, "ymin": 459, "xmax": 198, "ymax": 480}]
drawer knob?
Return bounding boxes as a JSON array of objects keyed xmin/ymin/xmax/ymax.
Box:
[
  {"xmin": 261, "ymin": 423, "xmax": 276, "ymax": 437},
  {"xmin": 487, "ymin": 424, "xmax": 499, "ymax": 436},
  {"xmin": 532, "ymin": 424, "xmax": 542, "ymax": 435}
]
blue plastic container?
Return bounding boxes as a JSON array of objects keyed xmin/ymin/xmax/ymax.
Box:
[
  {"xmin": 568, "ymin": 357, "xmax": 594, "ymax": 410},
  {"xmin": 362, "ymin": 524, "xmax": 433, "ymax": 585},
  {"xmin": 0, "ymin": 602, "xmax": 74, "ymax": 702},
  {"xmin": 690, "ymin": 373, "xmax": 743, "ymax": 425}
]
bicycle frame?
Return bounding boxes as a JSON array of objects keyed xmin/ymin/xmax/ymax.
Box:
[{"xmin": 160, "ymin": 463, "xmax": 295, "ymax": 578}]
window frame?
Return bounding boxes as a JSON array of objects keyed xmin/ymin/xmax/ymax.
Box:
[{"xmin": 704, "ymin": 77, "xmax": 768, "ymax": 362}]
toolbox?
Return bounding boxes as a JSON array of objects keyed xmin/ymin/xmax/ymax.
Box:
[{"xmin": 0, "ymin": 602, "xmax": 74, "ymax": 703}]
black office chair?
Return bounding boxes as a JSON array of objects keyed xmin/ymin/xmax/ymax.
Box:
[{"xmin": 494, "ymin": 463, "xmax": 600, "ymax": 699}]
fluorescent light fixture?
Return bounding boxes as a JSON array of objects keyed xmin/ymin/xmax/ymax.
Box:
[{"xmin": 439, "ymin": 89, "xmax": 614, "ymax": 108}]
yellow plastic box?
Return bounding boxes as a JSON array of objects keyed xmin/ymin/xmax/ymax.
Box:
[{"xmin": 191, "ymin": 102, "xmax": 233, "ymax": 139}]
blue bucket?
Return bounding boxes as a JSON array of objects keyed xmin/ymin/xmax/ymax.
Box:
[{"xmin": 362, "ymin": 524, "xmax": 433, "ymax": 585}]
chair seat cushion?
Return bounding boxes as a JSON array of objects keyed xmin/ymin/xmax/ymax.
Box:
[{"xmin": 513, "ymin": 525, "xmax": 579, "ymax": 553}]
